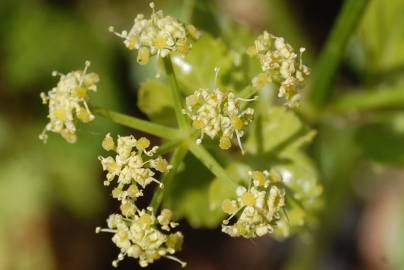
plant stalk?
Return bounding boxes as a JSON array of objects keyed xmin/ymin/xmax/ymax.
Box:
[
  {"xmin": 150, "ymin": 145, "xmax": 189, "ymax": 210},
  {"xmin": 163, "ymin": 56, "xmax": 189, "ymax": 130},
  {"xmin": 308, "ymin": 0, "xmax": 369, "ymax": 108},
  {"xmin": 94, "ymin": 108, "xmax": 182, "ymax": 140}
]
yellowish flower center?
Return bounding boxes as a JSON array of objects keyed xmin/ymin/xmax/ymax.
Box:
[
  {"xmin": 231, "ymin": 116, "xmax": 244, "ymax": 130},
  {"xmin": 153, "ymin": 35, "xmax": 167, "ymax": 49},
  {"xmin": 251, "ymin": 171, "xmax": 266, "ymax": 186},
  {"xmin": 222, "ymin": 199, "xmax": 238, "ymax": 214},
  {"xmin": 73, "ymin": 86, "xmax": 88, "ymax": 98},
  {"xmin": 241, "ymin": 192, "xmax": 256, "ymax": 206},
  {"xmin": 136, "ymin": 137, "xmax": 150, "ymax": 150},
  {"xmin": 219, "ymin": 136, "xmax": 232, "ymax": 150}
]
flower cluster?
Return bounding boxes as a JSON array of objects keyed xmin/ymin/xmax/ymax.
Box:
[
  {"xmin": 183, "ymin": 88, "xmax": 255, "ymax": 153},
  {"xmin": 221, "ymin": 170, "xmax": 286, "ymax": 238},
  {"xmin": 99, "ymin": 134, "xmax": 170, "ymax": 193},
  {"xmin": 248, "ymin": 31, "xmax": 310, "ymax": 107},
  {"xmin": 96, "ymin": 208, "xmax": 185, "ymax": 268},
  {"xmin": 39, "ymin": 61, "xmax": 99, "ymax": 143},
  {"xmin": 97, "ymin": 133, "xmax": 185, "ymax": 267},
  {"xmin": 109, "ymin": 2, "xmax": 201, "ymax": 65}
]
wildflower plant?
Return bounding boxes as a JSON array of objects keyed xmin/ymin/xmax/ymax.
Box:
[{"xmin": 39, "ymin": 2, "xmax": 323, "ymax": 268}]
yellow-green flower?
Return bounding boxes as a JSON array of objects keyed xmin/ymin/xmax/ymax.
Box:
[
  {"xmin": 39, "ymin": 61, "xmax": 99, "ymax": 143},
  {"xmin": 183, "ymin": 88, "xmax": 255, "ymax": 154},
  {"xmin": 221, "ymin": 170, "xmax": 286, "ymax": 238},
  {"xmin": 249, "ymin": 31, "xmax": 310, "ymax": 107},
  {"xmin": 109, "ymin": 2, "xmax": 201, "ymax": 65}
]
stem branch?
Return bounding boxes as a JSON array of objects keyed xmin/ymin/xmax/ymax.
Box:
[
  {"xmin": 163, "ymin": 57, "xmax": 189, "ymax": 129},
  {"xmin": 188, "ymin": 142, "xmax": 236, "ymax": 187},
  {"xmin": 94, "ymin": 108, "xmax": 182, "ymax": 140},
  {"xmin": 308, "ymin": 0, "xmax": 369, "ymax": 108},
  {"xmin": 150, "ymin": 145, "xmax": 188, "ymax": 210}
]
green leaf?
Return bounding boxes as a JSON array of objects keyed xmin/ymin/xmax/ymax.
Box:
[
  {"xmin": 357, "ymin": 121, "xmax": 404, "ymax": 164},
  {"xmin": 137, "ymin": 80, "xmax": 176, "ymax": 127},
  {"xmin": 172, "ymin": 34, "xmax": 233, "ymax": 93},
  {"xmin": 163, "ymin": 153, "xmax": 223, "ymax": 228},
  {"xmin": 276, "ymin": 150, "xmax": 323, "ymax": 211},
  {"xmin": 246, "ymin": 106, "xmax": 303, "ymax": 154}
]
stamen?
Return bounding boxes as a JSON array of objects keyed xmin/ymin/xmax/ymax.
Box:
[
  {"xmin": 196, "ymin": 131, "xmax": 204, "ymax": 144},
  {"xmin": 237, "ymin": 96, "xmax": 258, "ymax": 102},
  {"xmin": 97, "ymin": 228, "xmax": 117, "ymax": 234},
  {"xmin": 108, "ymin": 26, "xmax": 127, "ymax": 38},
  {"xmin": 165, "ymin": 255, "xmax": 187, "ymax": 268},
  {"xmin": 299, "ymin": 48, "xmax": 305, "ymax": 68},
  {"xmin": 236, "ymin": 131, "xmax": 244, "ymax": 155},
  {"xmin": 151, "ymin": 178, "xmax": 164, "ymax": 188}
]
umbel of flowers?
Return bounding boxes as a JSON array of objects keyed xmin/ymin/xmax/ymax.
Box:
[
  {"xmin": 183, "ymin": 88, "xmax": 255, "ymax": 154},
  {"xmin": 99, "ymin": 134, "xmax": 170, "ymax": 195},
  {"xmin": 221, "ymin": 170, "xmax": 286, "ymax": 238},
  {"xmin": 97, "ymin": 134, "xmax": 186, "ymax": 267},
  {"xmin": 248, "ymin": 31, "xmax": 310, "ymax": 107},
  {"xmin": 96, "ymin": 208, "xmax": 185, "ymax": 268},
  {"xmin": 109, "ymin": 2, "xmax": 201, "ymax": 65},
  {"xmin": 39, "ymin": 61, "xmax": 99, "ymax": 143}
]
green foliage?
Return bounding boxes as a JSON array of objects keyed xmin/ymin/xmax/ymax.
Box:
[
  {"xmin": 357, "ymin": 121, "xmax": 404, "ymax": 164},
  {"xmin": 138, "ymin": 80, "xmax": 176, "ymax": 126},
  {"xmin": 356, "ymin": 0, "xmax": 404, "ymax": 74},
  {"xmin": 246, "ymin": 105, "xmax": 303, "ymax": 154},
  {"xmin": 172, "ymin": 34, "xmax": 233, "ymax": 92},
  {"xmin": 163, "ymin": 154, "xmax": 223, "ymax": 228}
]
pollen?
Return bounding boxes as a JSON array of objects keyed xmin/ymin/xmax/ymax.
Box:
[
  {"xmin": 219, "ymin": 136, "xmax": 232, "ymax": 150},
  {"xmin": 222, "ymin": 199, "xmax": 238, "ymax": 214},
  {"xmin": 241, "ymin": 192, "xmax": 256, "ymax": 206},
  {"xmin": 136, "ymin": 137, "xmax": 151, "ymax": 151}
]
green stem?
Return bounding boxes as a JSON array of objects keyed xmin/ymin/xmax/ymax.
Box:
[
  {"xmin": 163, "ymin": 56, "xmax": 189, "ymax": 129},
  {"xmin": 188, "ymin": 142, "xmax": 236, "ymax": 187},
  {"xmin": 328, "ymin": 85, "xmax": 404, "ymax": 113},
  {"xmin": 150, "ymin": 145, "xmax": 188, "ymax": 210},
  {"xmin": 308, "ymin": 0, "xmax": 369, "ymax": 108},
  {"xmin": 153, "ymin": 140, "xmax": 183, "ymax": 157},
  {"xmin": 94, "ymin": 108, "xmax": 182, "ymax": 140},
  {"xmin": 239, "ymin": 85, "xmax": 257, "ymax": 99}
]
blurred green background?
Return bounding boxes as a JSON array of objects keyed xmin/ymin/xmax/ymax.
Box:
[{"xmin": 0, "ymin": 0, "xmax": 404, "ymax": 269}]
